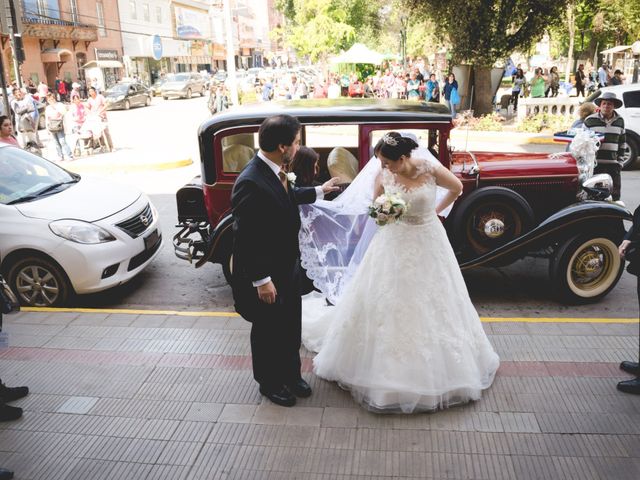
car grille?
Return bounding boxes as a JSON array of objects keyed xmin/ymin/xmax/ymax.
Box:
[{"xmin": 116, "ymin": 203, "xmax": 153, "ymax": 238}]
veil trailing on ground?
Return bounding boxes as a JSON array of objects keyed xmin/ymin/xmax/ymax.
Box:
[{"xmin": 299, "ymin": 143, "xmax": 453, "ymax": 305}]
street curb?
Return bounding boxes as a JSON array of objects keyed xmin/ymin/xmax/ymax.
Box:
[
  {"xmin": 63, "ymin": 157, "xmax": 193, "ymax": 173},
  {"xmin": 451, "ymin": 130, "xmax": 556, "ymax": 145}
]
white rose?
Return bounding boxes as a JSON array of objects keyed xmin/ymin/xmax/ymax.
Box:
[
  {"xmin": 376, "ymin": 213, "xmax": 389, "ymax": 224},
  {"xmin": 286, "ymin": 172, "xmax": 297, "ymax": 184}
]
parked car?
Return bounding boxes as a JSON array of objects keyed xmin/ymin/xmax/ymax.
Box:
[
  {"xmin": 173, "ymin": 99, "xmax": 631, "ymax": 303},
  {"xmin": 0, "ymin": 144, "xmax": 162, "ymax": 306},
  {"xmin": 149, "ymin": 78, "xmax": 167, "ymax": 97},
  {"xmin": 105, "ymin": 82, "xmax": 152, "ymax": 110},
  {"xmin": 585, "ymin": 84, "xmax": 640, "ymax": 169},
  {"xmin": 160, "ymin": 73, "xmax": 206, "ymax": 99}
]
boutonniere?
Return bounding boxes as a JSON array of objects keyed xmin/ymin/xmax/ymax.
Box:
[{"xmin": 286, "ymin": 172, "xmax": 297, "ymax": 186}]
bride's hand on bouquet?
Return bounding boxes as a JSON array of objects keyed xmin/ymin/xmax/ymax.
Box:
[
  {"xmin": 257, "ymin": 281, "xmax": 277, "ymax": 304},
  {"xmin": 321, "ymin": 177, "xmax": 342, "ymax": 194}
]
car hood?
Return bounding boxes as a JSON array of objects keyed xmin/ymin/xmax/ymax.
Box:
[
  {"xmin": 161, "ymin": 82, "xmax": 187, "ymax": 89},
  {"xmin": 471, "ymin": 151, "xmax": 577, "ymax": 179},
  {"xmin": 16, "ymin": 176, "xmax": 141, "ymax": 222}
]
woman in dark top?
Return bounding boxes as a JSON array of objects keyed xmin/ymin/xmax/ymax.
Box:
[
  {"xmin": 443, "ymin": 73, "xmax": 459, "ymax": 117},
  {"xmin": 290, "ymin": 146, "xmax": 320, "ymax": 187},
  {"xmin": 618, "ymin": 206, "xmax": 640, "ymax": 394}
]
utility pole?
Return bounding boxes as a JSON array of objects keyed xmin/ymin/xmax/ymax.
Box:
[
  {"xmin": 0, "ymin": 0, "xmax": 12, "ymax": 117},
  {"xmin": 223, "ymin": 0, "xmax": 238, "ymax": 106},
  {"xmin": 4, "ymin": 0, "xmax": 24, "ymax": 88}
]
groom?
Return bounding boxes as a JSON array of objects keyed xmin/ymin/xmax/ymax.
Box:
[{"xmin": 231, "ymin": 114, "xmax": 340, "ymax": 407}]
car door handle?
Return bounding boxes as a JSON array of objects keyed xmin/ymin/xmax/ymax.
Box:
[{"xmin": 630, "ymin": 113, "xmax": 640, "ymax": 117}]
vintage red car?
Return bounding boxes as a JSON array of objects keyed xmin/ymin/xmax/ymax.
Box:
[{"xmin": 173, "ymin": 99, "xmax": 630, "ymax": 303}]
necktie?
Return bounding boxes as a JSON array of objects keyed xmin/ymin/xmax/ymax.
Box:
[{"xmin": 278, "ymin": 169, "xmax": 288, "ymax": 192}]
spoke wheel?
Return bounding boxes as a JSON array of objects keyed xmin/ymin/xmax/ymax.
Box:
[
  {"xmin": 7, "ymin": 256, "xmax": 70, "ymax": 307},
  {"xmin": 464, "ymin": 202, "xmax": 524, "ymax": 255},
  {"xmin": 550, "ymin": 235, "xmax": 623, "ymax": 303}
]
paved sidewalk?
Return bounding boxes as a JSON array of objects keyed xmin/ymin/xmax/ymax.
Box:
[{"xmin": 0, "ymin": 309, "xmax": 638, "ymax": 479}]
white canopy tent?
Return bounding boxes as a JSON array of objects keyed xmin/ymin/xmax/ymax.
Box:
[{"xmin": 330, "ymin": 43, "xmax": 385, "ymax": 65}]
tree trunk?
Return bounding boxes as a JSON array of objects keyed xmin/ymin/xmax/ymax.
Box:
[
  {"xmin": 473, "ymin": 65, "xmax": 494, "ymax": 116},
  {"xmin": 565, "ymin": 2, "xmax": 575, "ymax": 83}
]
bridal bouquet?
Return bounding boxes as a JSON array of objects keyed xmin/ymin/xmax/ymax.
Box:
[{"xmin": 369, "ymin": 193, "xmax": 408, "ymax": 226}]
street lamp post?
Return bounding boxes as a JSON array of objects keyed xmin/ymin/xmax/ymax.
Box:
[
  {"xmin": 632, "ymin": 41, "xmax": 640, "ymax": 84},
  {"xmin": 400, "ymin": 16, "xmax": 408, "ymax": 69}
]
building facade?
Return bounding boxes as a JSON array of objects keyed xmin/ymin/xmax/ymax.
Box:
[{"xmin": 1, "ymin": 1, "xmax": 124, "ymax": 90}]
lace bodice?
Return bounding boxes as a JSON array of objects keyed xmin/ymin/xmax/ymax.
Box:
[{"xmin": 381, "ymin": 157, "xmax": 438, "ymax": 224}]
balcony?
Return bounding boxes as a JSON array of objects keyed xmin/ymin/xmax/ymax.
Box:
[{"xmin": 21, "ymin": 15, "xmax": 98, "ymax": 42}]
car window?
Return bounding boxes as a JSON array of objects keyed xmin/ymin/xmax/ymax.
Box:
[
  {"xmin": 221, "ymin": 132, "xmax": 259, "ymax": 173},
  {"xmin": 0, "ymin": 147, "xmax": 75, "ymax": 204},
  {"xmin": 370, "ymin": 128, "xmax": 442, "ymax": 162},
  {"xmin": 168, "ymin": 74, "xmax": 189, "ymax": 82},
  {"xmin": 623, "ymin": 91, "xmax": 640, "ymax": 108},
  {"xmin": 304, "ymin": 125, "xmax": 359, "ymax": 183}
]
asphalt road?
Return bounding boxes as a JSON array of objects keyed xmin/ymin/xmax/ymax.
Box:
[{"xmin": 68, "ymin": 95, "xmax": 640, "ymax": 318}]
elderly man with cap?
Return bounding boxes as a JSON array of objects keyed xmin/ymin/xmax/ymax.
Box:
[{"xmin": 584, "ymin": 91, "xmax": 626, "ymax": 201}]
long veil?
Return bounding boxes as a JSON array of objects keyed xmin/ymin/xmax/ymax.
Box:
[{"xmin": 299, "ymin": 145, "xmax": 452, "ymax": 305}]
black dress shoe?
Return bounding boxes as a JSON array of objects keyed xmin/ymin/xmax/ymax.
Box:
[
  {"xmin": 287, "ymin": 378, "xmax": 312, "ymax": 398},
  {"xmin": 620, "ymin": 361, "xmax": 640, "ymax": 375},
  {"xmin": 0, "ymin": 403, "xmax": 22, "ymax": 422},
  {"xmin": 0, "ymin": 381, "xmax": 29, "ymax": 403},
  {"xmin": 0, "ymin": 467, "xmax": 13, "ymax": 480},
  {"xmin": 617, "ymin": 377, "xmax": 640, "ymax": 395},
  {"xmin": 259, "ymin": 385, "xmax": 296, "ymax": 407}
]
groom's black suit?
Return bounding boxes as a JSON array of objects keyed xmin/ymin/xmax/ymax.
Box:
[{"xmin": 231, "ymin": 155, "xmax": 317, "ymax": 389}]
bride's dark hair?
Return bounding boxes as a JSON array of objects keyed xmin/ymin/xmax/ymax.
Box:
[{"xmin": 374, "ymin": 131, "xmax": 419, "ymax": 160}]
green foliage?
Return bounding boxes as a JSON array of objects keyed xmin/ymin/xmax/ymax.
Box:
[
  {"xmin": 405, "ymin": 0, "xmax": 569, "ymax": 67},
  {"xmin": 275, "ymin": 0, "xmax": 382, "ymax": 62},
  {"xmin": 457, "ymin": 112, "xmax": 505, "ymax": 131},
  {"xmin": 548, "ymin": 0, "xmax": 640, "ymax": 61},
  {"xmin": 238, "ymin": 89, "xmax": 258, "ymax": 106},
  {"xmin": 516, "ymin": 113, "xmax": 574, "ymax": 133}
]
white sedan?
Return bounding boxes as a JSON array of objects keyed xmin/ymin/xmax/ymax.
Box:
[{"xmin": 0, "ymin": 144, "xmax": 162, "ymax": 306}]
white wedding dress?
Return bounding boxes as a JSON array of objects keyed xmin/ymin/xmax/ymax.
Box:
[{"xmin": 301, "ymin": 157, "xmax": 500, "ymax": 413}]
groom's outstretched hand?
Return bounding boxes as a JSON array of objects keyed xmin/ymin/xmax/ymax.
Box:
[
  {"xmin": 257, "ymin": 281, "xmax": 277, "ymax": 304},
  {"xmin": 321, "ymin": 177, "xmax": 342, "ymax": 194}
]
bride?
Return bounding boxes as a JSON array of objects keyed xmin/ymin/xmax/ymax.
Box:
[{"xmin": 299, "ymin": 131, "xmax": 500, "ymax": 413}]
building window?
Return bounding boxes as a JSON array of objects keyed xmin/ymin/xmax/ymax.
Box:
[
  {"xmin": 156, "ymin": 6, "xmax": 162, "ymax": 23},
  {"xmin": 143, "ymin": 3, "xmax": 150, "ymax": 22},
  {"xmin": 130, "ymin": 1, "xmax": 137, "ymax": 20},
  {"xmin": 69, "ymin": 0, "xmax": 78, "ymax": 23},
  {"xmin": 96, "ymin": 2, "xmax": 106, "ymax": 37}
]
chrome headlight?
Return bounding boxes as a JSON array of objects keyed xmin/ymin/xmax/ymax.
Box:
[
  {"xmin": 49, "ymin": 220, "xmax": 116, "ymax": 244},
  {"xmin": 581, "ymin": 173, "xmax": 613, "ymax": 201}
]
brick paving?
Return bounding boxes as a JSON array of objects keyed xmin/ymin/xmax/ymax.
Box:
[{"xmin": 0, "ymin": 310, "xmax": 638, "ymax": 479}]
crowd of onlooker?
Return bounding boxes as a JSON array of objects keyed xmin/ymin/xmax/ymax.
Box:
[
  {"xmin": 0, "ymin": 76, "xmax": 113, "ymax": 161},
  {"xmin": 258, "ymin": 59, "xmax": 464, "ymax": 116}
]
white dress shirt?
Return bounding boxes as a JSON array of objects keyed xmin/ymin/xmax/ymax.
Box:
[{"xmin": 252, "ymin": 150, "xmax": 324, "ymax": 287}]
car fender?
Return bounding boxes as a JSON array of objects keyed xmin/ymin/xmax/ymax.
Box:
[
  {"xmin": 195, "ymin": 213, "xmax": 233, "ymax": 268},
  {"xmin": 459, "ymin": 201, "xmax": 631, "ymax": 270}
]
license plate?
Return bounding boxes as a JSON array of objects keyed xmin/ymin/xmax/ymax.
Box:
[{"xmin": 144, "ymin": 229, "xmax": 159, "ymax": 250}]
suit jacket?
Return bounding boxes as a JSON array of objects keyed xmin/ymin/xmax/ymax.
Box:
[
  {"xmin": 624, "ymin": 205, "xmax": 640, "ymax": 276},
  {"xmin": 231, "ymin": 155, "xmax": 317, "ymax": 320}
]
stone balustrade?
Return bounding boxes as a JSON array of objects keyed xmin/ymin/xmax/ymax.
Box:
[{"xmin": 517, "ymin": 96, "xmax": 582, "ymax": 121}]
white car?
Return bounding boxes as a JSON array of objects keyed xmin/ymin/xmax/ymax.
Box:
[
  {"xmin": 585, "ymin": 84, "xmax": 640, "ymax": 169},
  {"xmin": 0, "ymin": 144, "xmax": 162, "ymax": 306}
]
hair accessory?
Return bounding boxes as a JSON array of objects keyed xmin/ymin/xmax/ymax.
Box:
[{"xmin": 382, "ymin": 133, "xmax": 398, "ymax": 146}]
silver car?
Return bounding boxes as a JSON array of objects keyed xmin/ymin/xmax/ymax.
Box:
[{"xmin": 160, "ymin": 73, "xmax": 206, "ymax": 99}]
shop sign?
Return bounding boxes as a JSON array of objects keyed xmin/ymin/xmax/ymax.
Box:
[
  {"xmin": 96, "ymin": 49, "xmax": 119, "ymax": 61},
  {"xmin": 151, "ymin": 35, "xmax": 163, "ymax": 60},
  {"xmin": 175, "ymin": 6, "xmax": 210, "ymax": 39}
]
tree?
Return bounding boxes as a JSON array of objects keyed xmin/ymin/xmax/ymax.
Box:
[
  {"xmin": 405, "ymin": 0, "xmax": 568, "ymax": 115},
  {"xmin": 275, "ymin": 0, "xmax": 382, "ymax": 63}
]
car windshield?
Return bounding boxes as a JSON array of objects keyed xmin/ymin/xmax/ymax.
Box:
[
  {"xmin": 106, "ymin": 84, "xmax": 130, "ymax": 94},
  {"xmin": 167, "ymin": 74, "xmax": 189, "ymax": 82},
  {"xmin": 0, "ymin": 146, "xmax": 77, "ymax": 205}
]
